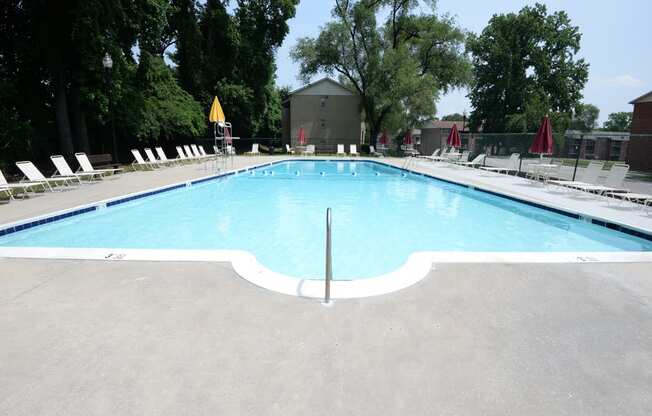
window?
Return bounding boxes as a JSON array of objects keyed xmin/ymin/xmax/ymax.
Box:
[
  {"xmin": 320, "ymin": 119, "xmax": 326, "ymax": 129},
  {"xmin": 320, "ymin": 96, "xmax": 328, "ymax": 108},
  {"xmin": 584, "ymin": 140, "xmax": 595, "ymax": 155}
]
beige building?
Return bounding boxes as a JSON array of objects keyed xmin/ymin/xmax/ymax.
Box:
[{"xmin": 282, "ymin": 78, "xmax": 363, "ymax": 152}]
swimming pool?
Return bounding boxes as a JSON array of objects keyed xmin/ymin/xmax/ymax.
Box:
[{"xmin": 1, "ymin": 159, "xmax": 651, "ymax": 283}]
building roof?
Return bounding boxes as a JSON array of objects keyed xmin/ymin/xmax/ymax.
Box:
[
  {"xmin": 288, "ymin": 77, "xmax": 356, "ymax": 97},
  {"xmin": 420, "ymin": 120, "xmax": 466, "ymax": 130},
  {"xmin": 629, "ymin": 90, "xmax": 652, "ymax": 104}
]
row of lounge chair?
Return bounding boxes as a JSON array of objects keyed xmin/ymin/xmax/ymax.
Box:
[
  {"xmin": 1, "ymin": 153, "xmax": 122, "ymax": 200},
  {"xmin": 419, "ymin": 148, "xmax": 652, "ymax": 207},
  {"xmin": 130, "ymin": 144, "xmax": 216, "ymax": 170}
]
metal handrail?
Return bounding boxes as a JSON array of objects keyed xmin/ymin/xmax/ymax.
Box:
[{"xmin": 324, "ymin": 207, "xmax": 332, "ymax": 303}]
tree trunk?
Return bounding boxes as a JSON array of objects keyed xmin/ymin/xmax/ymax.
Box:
[
  {"xmin": 54, "ymin": 65, "xmax": 74, "ymax": 156},
  {"xmin": 70, "ymin": 80, "xmax": 90, "ymax": 153}
]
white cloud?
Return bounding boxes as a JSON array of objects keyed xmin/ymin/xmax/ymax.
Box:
[{"xmin": 599, "ymin": 74, "xmax": 647, "ymax": 88}]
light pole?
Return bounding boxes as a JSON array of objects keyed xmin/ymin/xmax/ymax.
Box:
[{"xmin": 102, "ymin": 53, "xmax": 118, "ymax": 163}]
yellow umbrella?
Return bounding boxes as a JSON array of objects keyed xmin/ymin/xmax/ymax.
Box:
[{"xmin": 208, "ymin": 96, "xmax": 225, "ymax": 124}]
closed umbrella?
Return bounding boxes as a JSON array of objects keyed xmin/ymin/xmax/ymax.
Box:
[
  {"xmin": 379, "ymin": 129, "xmax": 389, "ymax": 146},
  {"xmin": 446, "ymin": 123, "xmax": 461, "ymax": 149},
  {"xmin": 530, "ymin": 116, "xmax": 554, "ymax": 161},
  {"xmin": 208, "ymin": 96, "xmax": 226, "ymax": 140},
  {"xmin": 298, "ymin": 127, "xmax": 306, "ymax": 146},
  {"xmin": 403, "ymin": 130, "xmax": 412, "ymax": 145}
]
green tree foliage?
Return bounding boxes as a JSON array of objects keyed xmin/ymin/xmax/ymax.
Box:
[
  {"xmin": 467, "ymin": 3, "xmax": 589, "ymax": 133},
  {"xmin": 0, "ymin": 0, "xmax": 296, "ymax": 169},
  {"xmin": 570, "ymin": 103, "xmax": 600, "ymax": 131},
  {"xmin": 291, "ymin": 0, "xmax": 471, "ymax": 145},
  {"xmin": 603, "ymin": 112, "xmax": 632, "ymax": 132},
  {"xmin": 178, "ymin": 0, "xmax": 297, "ymax": 138},
  {"xmin": 441, "ymin": 113, "xmax": 464, "ymax": 121}
]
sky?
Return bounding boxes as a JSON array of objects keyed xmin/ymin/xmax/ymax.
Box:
[{"xmin": 275, "ymin": 0, "xmax": 652, "ymax": 124}]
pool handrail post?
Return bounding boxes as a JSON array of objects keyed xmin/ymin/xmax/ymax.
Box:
[{"xmin": 324, "ymin": 207, "xmax": 332, "ymax": 304}]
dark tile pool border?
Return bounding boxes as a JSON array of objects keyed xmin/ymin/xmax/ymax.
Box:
[{"xmin": 1, "ymin": 158, "xmax": 651, "ymax": 243}]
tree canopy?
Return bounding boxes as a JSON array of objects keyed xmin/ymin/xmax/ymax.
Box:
[
  {"xmin": 603, "ymin": 112, "xmax": 632, "ymax": 132},
  {"xmin": 466, "ymin": 3, "xmax": 589, "ymax": 133},
  {"xmin": 569, "ymin": 103, "xmax": 600, "ymax": 131},
  {"xmin": 291, "ymin": 0, "xmax": 471, "ymax": 144},
  {"xmin": 441, "ymin": 113, "xmax": 465, "ymax": 121},
  {"xmin": 0, "ymin": 0, "xmax": 296, "ymax": 170}
]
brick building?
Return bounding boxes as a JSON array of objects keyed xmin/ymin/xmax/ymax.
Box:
[
  {"xmin": 564, "ymin": 130, "xmax": 629, "ymax": 161},
  {"xmin": 628, "ymin": 91, "xmax": 652, "ymax": 171}
]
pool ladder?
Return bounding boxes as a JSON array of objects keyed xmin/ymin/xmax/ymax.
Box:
[{"xmin": 323, "ymin": 207, "xmax": 333, "ymax": 305}]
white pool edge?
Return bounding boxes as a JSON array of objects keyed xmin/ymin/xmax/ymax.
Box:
[{"xmin": 1, "ymin": 247, "xmax": 651, "ymax": 299}]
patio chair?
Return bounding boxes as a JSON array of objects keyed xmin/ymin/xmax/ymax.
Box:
[
  {"xmin": 176, "ymin": 146, "xmax": 192, "ymax": 163},
  {"xmin": 456, "ymin": 154, "xmax": 486, "ymax": 168},
  {"xmin": 479, "ymin": 153, "xmax": 520, "ymax": 175},
  {"xmin": 155, "ymin": 147, "xmax": 179, "ymax": 166},
  {"xmin": 420, "ymin": 149, "xmax": 441, "ymax": 160},
  {"xmin": 16, "ymin": 161, "xmax": 77, "ymax": 191},
  {"xmin": 337, "ymin": 144, "xmax": 346, "ymax": 156},
  {"xmin": 75, "ymin": 153, "xmax": 122, "ymax": 176},
  {"xmin": 190, "ymin": 144, "xmax": 210, "ymax": 160},
  {"xmin": 369, "ymin": 145, "xmax": 383, "ymax": 157},
  {"xmin": 285, "ymin": 144, "xmax": 294, "ymax": 155},
  {"xmin": 571, "ymin": 164, "xmax": 630, "ymax": 195},
  {"xmin": 0, "ymin": 169, "xmax": 47, "ymax": 199},
  {"xmin": 50, "ymin": 155, "xmax": 101, "ymax": 183},
  {"xmin": 350, "ymin": 144, "xmax": 359, "ymax": 156},
  {"xmin": 548, "ymin": 162, "xmax": 604, "ymax": 189},
  {"xmin": 302, "ymin": 145, "xmax": 315, "ymax": 156},
  {"xmin": 245, "ymin": 143, "xmax": 260, "ymax": 156},
  {"xmin": 144, "ymin": 148, "xmax": 169, "ymax": 167},
  {"xmin": 131, "ymin": 149, "xmax": 157, "ymax": 170},
  {"xmin": 213, "ymin": 145, "xmax": 223, "ymax": 155}
]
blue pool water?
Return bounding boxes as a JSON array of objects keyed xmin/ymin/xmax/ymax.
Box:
[{"xmin": 1, "ymin": 160, "xmax": 651, "ymax": 279}]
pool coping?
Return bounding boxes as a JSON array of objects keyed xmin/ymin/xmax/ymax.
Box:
[{"xmin": 1, "ymin": 157, "xmax": 651, "ymax": 300}]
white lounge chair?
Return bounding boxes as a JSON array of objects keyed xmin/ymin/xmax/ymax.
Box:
[
  {"xmin": 50, "ymin": 155, "xmax": 101, "ymax": 183},
  {"xmin": 190, "ymin": 144, "xmax": 210, "ymax": 160},
  {"xmin": 572, "ymin": 164, "xmax": 630, "ymax": 195},
  {"xmin": 198, "ymin": 145, "xmax": 214, "ymax": 159},
  {"xmin": 285, "ymin": 144, "xmax": 294, "ymax": 154},
  {"xmin": 1, "ymin": 169, "xmax": 47, "ymax": 199},
  {"xmin": 369, "ymin": 145, "xmax": 383, "ymax": 157},
  {"xmin": 183, "ymin": 145, "xmax": 197, "ymax": 161},
  {"xmin": 302, "ymin": 144, "xmax": 315, "ymax": 156},
  {"xmin": 176, "ymin": 146, "xmax": 191, "ymax": 163},
  {"xmin": 420, "ymin": 149, "xmax": 441, "ymax": 160},
  {"xmin": 155, "ymin": 147, "xmax": 179, "ymax": 166},
  {"xmin": 479, "ymin": 153, "xmax": 520, "ymax": 175},
  {"xmin": 131, "ymin": 149, "xmax": 157, "ymax": 170},
  {"xmin": 245, "ymin": 143, "xmax": 260, "ymax": 156},
  {"xmin": 350, "ymin": 144, "xmax": 359, "ymax": 156},
  {"xmin": 75, "ymin": 153, "xmax": 122, "ymax": 176},
  {"xmin": 336, "ymin": 144, "xmax": 346, "ymax": 156},
  {"xmin": 456, "ymin": 154, "xmax": 486, "ymax": 168},
  {"xmin": 144, "ymin": 148, "xmax": 168, "ymax": 167},
  {"xmin": 15, "ymin": 161, "xmax": 77, "ymax": 191},
  {"xmin": 548, "ymin": 161, "xmax": 604, "ymax": 189},
  {"xmin": 213, "ymin": 145, "xmax": 223, "ymax": 155},
  {"xmin": 226, "ymin": 145, "xmax": 235, "ymax": 155}
]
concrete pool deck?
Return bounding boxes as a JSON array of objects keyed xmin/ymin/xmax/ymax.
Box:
[{"xmin": 1, "ymin": 156, "xmax": 651, "ymax": 414}]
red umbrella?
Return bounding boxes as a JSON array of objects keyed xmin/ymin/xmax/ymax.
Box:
[
  {"xmin": 530, "ymin": 116, "xmax": 554, "ymax": 156},
  {"xmin": 403, "ymin": 129, "xmax": 412, "ymax": 145},
  {"xmin": 298, "ymin": 127, "xmax": 306, "ymax": 145},
  {"xmin": 379, "ymin": 129, "xmax": 389, "ymax": 145},
  {"xmin": 446, "ymin": 123, "xmax": 461, "ymax": 148}
]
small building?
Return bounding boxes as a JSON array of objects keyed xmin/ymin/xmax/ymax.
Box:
[
  {"xmin": 628, "ymin": 91, "xmax": 652, "ymax": 171},
  {"xmin": 281, "ymin": 78, "xmax": 363, "ymax": 152},
  {"xmin": 564, "ymin": 130, "xmax": 629, "ymax": 161},
  {"xmin": 418, "ymin": 120, "xmax": 472, "ymax": 155}
]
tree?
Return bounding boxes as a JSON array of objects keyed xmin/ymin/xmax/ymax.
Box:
[
  {"xmin": 467, "ymin": 3, "xmax": 589, "ymax": 133},
  {"xmin": 291, "ymin": 0, "xmax": 471, "ymax": 145},
  {"xmin": 570, "ymin": 103, "xmax": 599, "ymax": 131},
  {"xmin": 441, "ymin": 113, "xmax": 464, "ymax": 121},
  {"xmin": 603, "ymin": 112, "xmax": 632, "ymax": 132}
]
